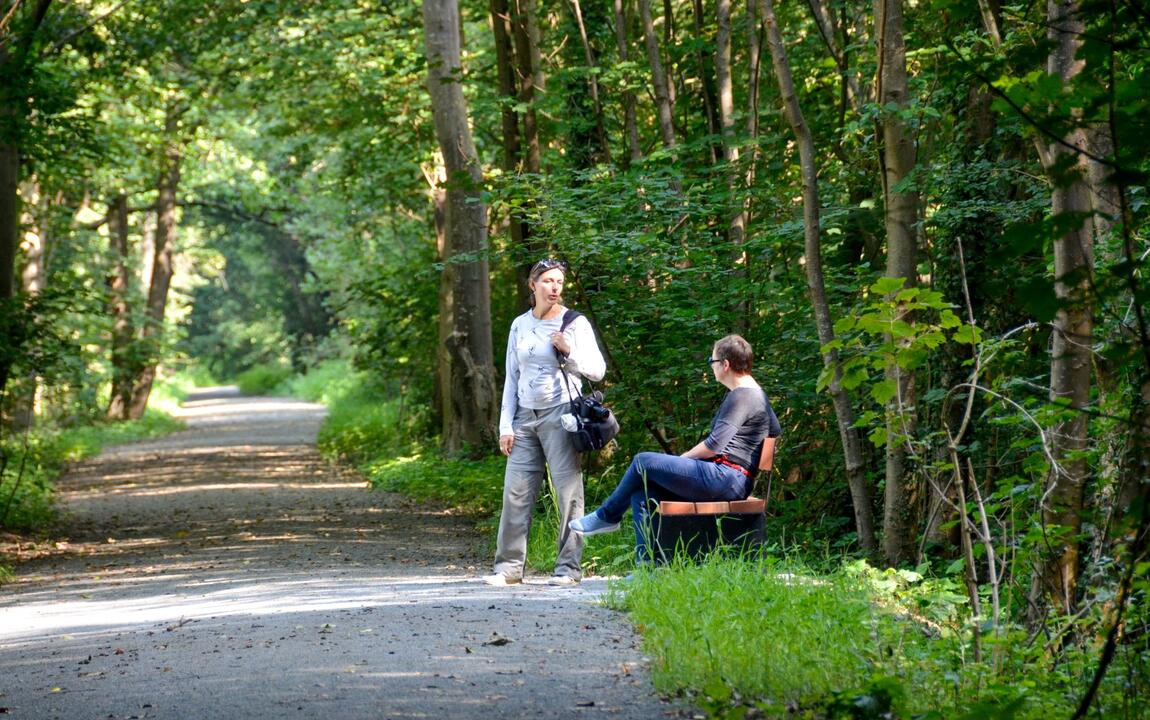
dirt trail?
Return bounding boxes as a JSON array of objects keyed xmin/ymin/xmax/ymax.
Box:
[{"xmin": 0, "ymin": 388, "xmax": 684, "ymax": 720}]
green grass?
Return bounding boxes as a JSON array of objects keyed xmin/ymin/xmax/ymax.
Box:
[
  {"xmin": 604, "ymin": 555, "xmax": 1147, "ymax": 719},
  {"xmin": 0, "ymin": 409, "xmax": 184, "ymax": 536}
]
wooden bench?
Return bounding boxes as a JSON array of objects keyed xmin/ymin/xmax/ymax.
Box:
[
  {"xmin": 650, "ymin": 437, "xmax": 778, "ymax": 563},
  {"xmin": 651, "ymin": 496, "xmax": 767, "ymax": 562}
]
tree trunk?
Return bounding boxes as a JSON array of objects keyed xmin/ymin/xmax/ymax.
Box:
[
  {"xmin": 692, "ymin": 0, "xmax": 721, "ymax": 166},
  {"xmin": 9, "ymin": 179, "xmax": 44, "ymax": 429},
  {"xmin": 639, "ymin": 0, "xmax": 677, "ymax": 150},
  {"xmin": 423, "ymin": 0, "xmax": 499, "ymax": 454},
  {"xmin": 424, "ymin": 163, "xmax": 452, "ymax": 436},
  {"xmin": 106, "ymin": 194, "xmax": 137, "ymax": 420},
  {"xmin": 761, "ymin": 0, "xmax": 877, "ymax": 555},
  {"xmin": 0, "ymin": 140, "xmax": 19, "ymax": 401},
  {"xmin": 875, "ymin": 0, "xmax": 920, "ymax": 567},
  {"xmin": 127, "ymin": 106, "xmax": 184, "ymax": 420},
  {"xmin": 614, "ymin": 0, "xmax": 643, "ymax": 164},
  {"xmin": 569, "ymin": 0, "xmax": 611, "ymax": 164},
  {"xmin": 511, "ymin": 0, "xmax": 543, "ymax": 175},
  {"xmin": 0, "ymin": 0, "xmax": 53, "ymax": 403},
  {"xmin": 807, "ymin": 0, "xmax": 862, "ymax": 109},
  {"xmin": 715, "ymin": 0, "xmax": 749, "ymax": 331},
  {"xmin": 508, "ymin": 0, "xmax": 546, "ymax": 298},
  {"xmin": 1032, "ymin": 0, "xmax": 1095, "ymax": 615},
  {"xmin": 492, "ymin": 0, "xmax": 533, "ymax": 304}
]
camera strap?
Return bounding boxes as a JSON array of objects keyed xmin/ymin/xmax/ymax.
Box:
[{"xmin": 553, "ymin": 308, "xmax": 607, "ymax": 409}]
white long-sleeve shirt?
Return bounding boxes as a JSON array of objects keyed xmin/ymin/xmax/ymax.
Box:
[{"xmin": 498, "ymin": 308, "xmax": 607, "ymax": 436}]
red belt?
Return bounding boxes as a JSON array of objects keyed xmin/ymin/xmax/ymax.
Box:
[{"xmin": 713, "ymin": 456, "xmax": 749, "ymax": 477}]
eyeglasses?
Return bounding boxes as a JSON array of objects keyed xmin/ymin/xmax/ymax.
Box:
[
  {"xmin": 706, "ymin": 358, "xmax": 724, "ymax": 366},
  {"xmin": 531, "ymin": 258, "xmax": 568, "ymax": 275}
]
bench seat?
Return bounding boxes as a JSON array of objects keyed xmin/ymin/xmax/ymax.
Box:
[
  {"xmin": 656, "ymin": 497, "xmax": 767, "ymax": 516},
  {"xmin": 651, "ymin": 496, "xmax": 766, "ymax": 563}
]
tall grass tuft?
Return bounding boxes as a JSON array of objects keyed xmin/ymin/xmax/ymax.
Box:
[{"xmin": 615, "ymin": 556, "xmax": 877, "ymax": 708}]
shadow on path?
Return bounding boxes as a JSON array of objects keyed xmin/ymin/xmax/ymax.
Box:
[{"xmin": 0, "ymin": 388, "xmax": 682, "ymax": 720}]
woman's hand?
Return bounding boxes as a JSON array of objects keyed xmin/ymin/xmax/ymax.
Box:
[
  {"xmin": 499, "ymin": 434, "xmax": 515, "ymax": 456},
  {"xmin": 550, "ymin": 332, "xmax": 571, "ymax": 356}
]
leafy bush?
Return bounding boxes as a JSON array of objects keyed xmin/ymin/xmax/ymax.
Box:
[
  {"xmin": 235, "ymin": 362, "xmax": 292, "ymax": 395},
  {"xmin": 282, "ymin": 358, "xmax": 363, "ymax": 406}
]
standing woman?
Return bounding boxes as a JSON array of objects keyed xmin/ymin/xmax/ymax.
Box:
[{"xmin": 483, "ymin": 259, "xmax": 607, "ymax": 586}]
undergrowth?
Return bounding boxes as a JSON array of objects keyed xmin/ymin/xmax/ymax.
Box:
[
  {"xmin": 605, "ymin": 555, "xmax": 1148, "ymax": 719},
  {"xmin": 0, "ymin": 410, "xmax": 184, "ymax": 534},
  {"xmin": 1, "ymin": 371, "xmax": 195, "ymax": 546}
]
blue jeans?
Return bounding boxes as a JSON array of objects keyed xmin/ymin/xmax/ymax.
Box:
[{"xmin": 596, "ymin": 452, "xmax": 749, "ymax": 562}]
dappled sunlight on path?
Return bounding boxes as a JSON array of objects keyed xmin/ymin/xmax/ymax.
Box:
[{"xmin": 0, "ymin": 387, "xmax": 678, "ymax": 719}]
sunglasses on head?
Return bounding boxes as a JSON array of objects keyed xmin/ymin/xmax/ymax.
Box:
[{"xmin": 531, "ymin": 258, "xmax": 568, "ymax": 274}]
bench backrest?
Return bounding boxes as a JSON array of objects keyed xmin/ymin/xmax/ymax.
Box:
[{"xmin": 757, "ymin": 436, "xmax": 778, "ymax": 473}]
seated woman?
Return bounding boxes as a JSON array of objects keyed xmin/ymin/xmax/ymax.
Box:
[{"xmin": 568, "ymin": 334, "xmax": 782, "ymax": 563}]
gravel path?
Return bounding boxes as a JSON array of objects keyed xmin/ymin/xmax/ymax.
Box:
[{"xmin": 0, "ymin": 388, "xmax": 685, "ymax": 720}]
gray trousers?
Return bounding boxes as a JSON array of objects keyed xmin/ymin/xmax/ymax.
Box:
[{"xmin": 493, "ymin": 403, "xmax": 584, "ymax": 580}]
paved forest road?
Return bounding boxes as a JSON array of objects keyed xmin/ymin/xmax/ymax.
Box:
[{"xmin": 0, "ymin": 388, "xmax": 684, "ymax": 720}]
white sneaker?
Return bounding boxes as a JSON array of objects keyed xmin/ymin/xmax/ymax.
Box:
[
  {"xmin": 481, "ymin": 573, "xmax": 521, "ymax": 586},
  {"xmin": 547, "ymin": 575, "xmax": 579, "ymax": 586}
]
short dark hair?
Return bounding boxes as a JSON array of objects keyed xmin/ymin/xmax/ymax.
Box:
[{"xmin": 713, "ymin": 334, "xmax": 753, "ymax": 373}]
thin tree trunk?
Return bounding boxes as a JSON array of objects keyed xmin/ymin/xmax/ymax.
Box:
[
  {"xmin": 1030, "ymin": 0, "xmax": 1094, "ymax": 618},
  {"xmin": 511, "ymin": 0, "xmax": 543, "ymax": 175},
  {"xmin": 424, "ymin": 0, "xmax": 500, "ymax": 454},
  {"xmin": 614, "ymin": 0, "xmax": 643, "ymax": 163},
  {"xmin": 0, "ymin": 141, "xmax": 19, "ymax": 400},
  {"xmin": 423, "ymin": 163, "xmax": 452, "ymax": 435},
  {"xmin": 569, "ymin": 0, "xmax": 611, "ymax": 163},
  {"xmin": 875, "ymin": 0, "xmax": 920, "ymax": 567},
  {"xmin": 509, "ymin": 0, "xmax": 546, "ymax": 295},
  {"xmin": 491, "ymin": 0, "xmax": 534, "ymax": 303},
  {"xmin": 692, "ymin": 0, "xmax": 721, "ymax": 165},
  {"xmin": 0, "ymin": 144, "xmax": 16, "ymax": 303},
  {"xmin": 760, "ymin": 0, "xmax": 877, "ymax": 555},
  {"xmin": 806, "ymin": 0, "xmax": 862, "ymax": 108},
  {"xmin": 10, "ymin": 179, "xmax": 44, "ymax": 429},
  {"xmin": 127, "ymin": 106, "xmax": 183, "ymax": 420},
  {"xmin": 106, "ymin": 194, "xmax": 136, "ymax": 420},
  {"xmin": 639, "ymin": 0, "xmax": 677, "ymax": 150},
  {"xmin": 715, "ymin": 0, "xmax": 749, "ymax": 331}
]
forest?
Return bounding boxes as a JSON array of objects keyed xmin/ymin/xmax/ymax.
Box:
[{"xmin": 1, "ymin": 0, "xmax": 1148, "ymax": 716}]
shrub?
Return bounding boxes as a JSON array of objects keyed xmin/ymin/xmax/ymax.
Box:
[{"xmin": 235, "ymin": 362, "xmax": 292, "ymax": 395}]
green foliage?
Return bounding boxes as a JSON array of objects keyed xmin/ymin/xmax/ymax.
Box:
[
  {"xmin": 281, "ymin": 358, "xmax": 361, "ymax": 405},
  {"xmin": 610, "ymin": 557, "xmax": 1148, "ymax": 719},
  {"xmin": 235, "ymin": 362, "xmax": 293, "ymax": 396},
  {"xmin": 0, "ymin": 410, "xmax": 183, "ymax": 533}
]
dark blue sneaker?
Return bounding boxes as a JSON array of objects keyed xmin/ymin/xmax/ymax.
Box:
[{"xmin": 568, "ymin": 511, "xmax": 621, "ymax": 536}]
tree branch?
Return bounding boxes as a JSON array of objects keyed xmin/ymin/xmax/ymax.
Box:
[
  {"xmin": 940, "ymin": 35, "xmax": 1118, "ymax": 170},
  {"xmin": 41, "ymin": 0, "xmax": 134, "ymax": 58}
]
